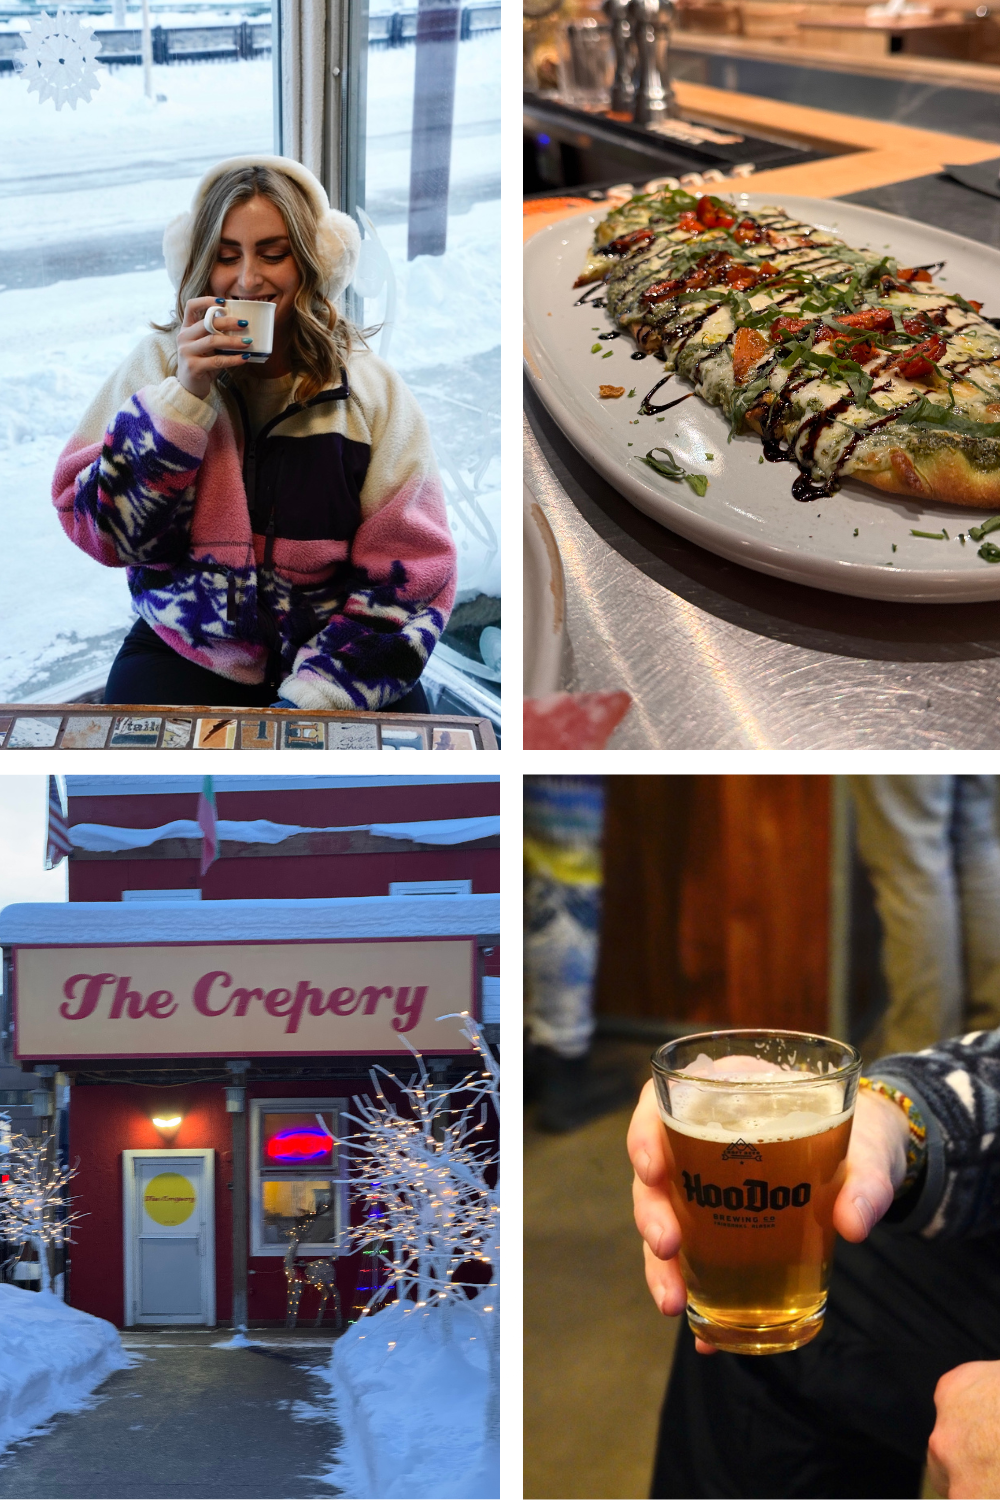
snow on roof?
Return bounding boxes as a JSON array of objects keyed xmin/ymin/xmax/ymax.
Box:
[
  {"xmin": 69, "ymin": 816, "xmax": 500, "ymax": 852},
  {"xmin": 66, "ymin": 776, "xmax": 498, "ymax": 797},
  {"xmin": 0, "ymin": 894, "xmax": 501, "ymax": 946}
]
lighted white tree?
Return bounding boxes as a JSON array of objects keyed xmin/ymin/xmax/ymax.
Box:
[
  {"xmin": 0, "ymin": 1133, "xmax": 83, "ymax": 1295},
  {"xmin": 333, "ymin": 1013, "xmax": 499, "ymax": 1444}
]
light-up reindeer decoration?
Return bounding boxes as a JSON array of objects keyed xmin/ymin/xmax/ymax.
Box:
[{"xmin": 282, "ymin": 1222, "xmax": 342, "ymax": 1330}]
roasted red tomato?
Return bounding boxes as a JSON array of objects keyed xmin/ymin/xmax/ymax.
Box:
[
  {"xmin": 725, "ymin": 264, "xmax": 760, "ymax": 290},
  {"xmin": 898, "ymin": 267, "xmax": 934, "ymax": 283},
  {"xmin": 640, "ymin": 278, "xmax": 682, "ymax": 305},
  {"xmin": 769, "ymin": 315, "xmax": 812, "ymax": 343},
  {"xmin": 732, "ymin": 218, "xmax": 763, "ymax": 245},
  {"xmin": 677, "ymin": 210, "xmax": 701, "ymax": 232},
  {"xmin": 605, "ymin": 228, "xmax": 655, "ymax": 257},
  {"xmin": 829, "ymin": 308, "xmax": 894, "ymax": 332},
  {"xmin": 892, "ymin": 336, "xmax": 947, "ymax": 382},
  {"xmin": 732, "ymin": 326, "xmax": 770, "ymax": 384}
]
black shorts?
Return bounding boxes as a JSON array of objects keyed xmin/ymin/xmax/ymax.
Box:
[
  {"xmin": 651, "ymin": 1222, "xmax": 1000, "ymax": 1499},
  {"xmin": 104, "ymin": 618, "xmax": 429, "ymax": 714}
]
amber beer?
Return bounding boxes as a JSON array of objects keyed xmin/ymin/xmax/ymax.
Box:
[{"xmin": 651, "ymin": 1030, "xmax": 861, "ymax": 1355}]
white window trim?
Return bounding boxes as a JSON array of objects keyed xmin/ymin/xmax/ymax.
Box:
[{"xmin": 249, "ymin": 1096, "xmax": 349, "ymax": 1258}]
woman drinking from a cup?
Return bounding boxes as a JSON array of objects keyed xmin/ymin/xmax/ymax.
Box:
[{"xmin": 53, "ymin": 156, "xmax": 456, "ymax": 712}]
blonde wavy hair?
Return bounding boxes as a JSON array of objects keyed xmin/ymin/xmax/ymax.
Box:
[{"xmin": 156, "ymin": 164, "xmax": 353, "ymax": 401}]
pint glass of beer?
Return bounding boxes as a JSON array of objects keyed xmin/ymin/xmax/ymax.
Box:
[{"xmin": 651, "ymin": 1030, "xmax": 862, "ymax": 1355}]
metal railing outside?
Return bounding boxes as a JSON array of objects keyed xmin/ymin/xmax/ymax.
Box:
[{"xmin": 0, "ymin": 5, "xmax": 501, "ymax": 71}]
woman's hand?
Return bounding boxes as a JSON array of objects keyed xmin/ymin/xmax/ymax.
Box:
[
  {"xmin": 176, "ymin": 297, "xmax": 254, "ymax": 400},
  {"xmin": 626, "ymin": 1079, "xmax": 911, "ymax": 1353}
]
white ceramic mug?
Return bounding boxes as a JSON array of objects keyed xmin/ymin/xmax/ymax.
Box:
[{"xmin": 203, "ymin": 298, "xmax": 276, "ymax": 364}]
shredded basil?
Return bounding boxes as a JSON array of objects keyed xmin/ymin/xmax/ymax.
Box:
[
  {"xmin": 969, "ymin": 515, "xmax": 1000, "ymax": 542},
  {"xmin": 979, "ymin": 542, "xmax": 1000, "ymax": 563},
  {"xmin": 640, "ymin": 446, "xmax": 709, "ymax": 496},
  {"xmin": 894, "ymin": 396, "xmax": 1000, "ymax": 439},
  {"xmin": 910, "ymin": 529, "xmax": 947, "ymax": 540}
]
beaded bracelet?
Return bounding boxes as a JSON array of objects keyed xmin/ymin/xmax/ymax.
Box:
[{"xmin": 858, "ymin": 1076, "xmax": 928, "ymax": 1195}]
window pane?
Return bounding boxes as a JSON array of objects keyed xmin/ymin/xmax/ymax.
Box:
[
  {"xmin": 0, "ymin": 11, "xmax": 273, "ymax": 702},
  {"xmin": 358, "ymin": 3, "xmax": 500, "ymax": 715},
  {"xmin": 261, "ymin": 1111, "xmax": 335, "ymax": 1169},
  {"xmin": 261, "ymin": 1178, "xmax": 338, "ymax": 1245}
]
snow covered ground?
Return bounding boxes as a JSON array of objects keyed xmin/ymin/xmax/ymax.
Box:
[
  {"xmin": 318, "ymin": 1296, "xmax": 498, "ymax": 1500},
  {"xmin": 0, "ymin": 31, "xmax": 499, "ymax": 700},
  {"xmin": 0, "ymin": 1285, "xmax": 132, "ymax": 1455}
]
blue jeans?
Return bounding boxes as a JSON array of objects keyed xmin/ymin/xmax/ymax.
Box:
[{"xmin": 849, "ymin": 776, "xmax": 1000, "ymax": 1055}]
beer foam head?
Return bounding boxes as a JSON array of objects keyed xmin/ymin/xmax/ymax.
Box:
[{"xmin": 663, "ymin": 1052, "xmax": 851, "ymax": 1142}]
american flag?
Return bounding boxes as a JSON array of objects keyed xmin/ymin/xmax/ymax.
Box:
[
  {"xmin": 198, "ymin": 776, "xmax": 218, "ymax": 878},
  {"xmin": 44, "ymin": 776, "xmax": 72, "ymax": 870}
]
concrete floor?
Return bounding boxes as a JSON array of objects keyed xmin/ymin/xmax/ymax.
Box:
[
  {"xmin": 524, "ymin": 1042, "xmax": 680, "ymax": 1500},
  {"xmin": 0, "ymin": 1330, "xmax": 342, "ymax": 1499}
]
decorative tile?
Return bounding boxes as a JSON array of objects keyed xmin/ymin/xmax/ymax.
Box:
[
  {"xmin": 109, "ymin": 716, "xmax": 161, "ymax": 748},
  {"xmin": 380, "ymin": 726, "xmax": 425, "ymax": 751},
  {"xmin": 161, "ymin": 719, "xmax": 193, "ymax": 749},
  {"xmin": 326, "ymin": 721, "xmax": 379, "ymax": 750},
  {"xmin": 283, "ymin": 720, "xmax": 325, "ymax": 749},
  {"xmin": 239, "ymin": 717, "xmax": 278, "ymax": 750},
  {"xmin": 431, "ymin": 726, "xmax": 477, "ymax": 750},
  {"xmin": 7, "ymin": 717, "xmax": 63, "ymax": 749},
  {"xmin": 60, "ymin": 717, "xmax": 112, "ymax": 749},
  {"xmin": 194, "ymin": 718, "xmax": 238, "ymax": 749}
]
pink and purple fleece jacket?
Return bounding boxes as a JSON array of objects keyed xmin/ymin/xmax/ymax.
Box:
[{"xmin": 52, "ymin": 333, "xmax": 457, "ymax": 711}]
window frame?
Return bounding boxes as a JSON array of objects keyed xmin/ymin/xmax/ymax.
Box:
[{"xmin": 249, "ymin": 1094, "xmax": 349, "ymax": 1258}]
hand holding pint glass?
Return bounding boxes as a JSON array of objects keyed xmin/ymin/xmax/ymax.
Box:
[{"xmin": 630, "ymin": 1030, "xmax": 912, "ymax": 1355}]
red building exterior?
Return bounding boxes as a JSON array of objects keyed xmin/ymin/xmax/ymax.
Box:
[{"xmin": 0, "ymin": 775, "xmax": 500, "ymax": 1329}]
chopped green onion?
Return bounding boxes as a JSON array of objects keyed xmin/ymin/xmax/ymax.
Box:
[
  {"xmin": 590, "ymin": 343, "xmax": 601, "ymax": 353},
  {"xmin": 910, "ymin": 529, "xmax": 946, "ymax": 540},
  {"xmin": 601, "ymin": 350, "xmax": 613, "ymax": 359},
  {"xmin": 980, "ymin": 542, "xmax": 1000, "ymax": 564},
  {"xmin": 969, "ymin": 515, "xmax": 1000, "ymax": 543}
]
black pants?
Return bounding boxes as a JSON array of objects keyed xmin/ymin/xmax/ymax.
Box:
[
  {"xmin": 651, "ymin": 1223, "xmax": 1000, "ymax": 1499},
  {"xmin": 104, "ymin": 619, "xmax": 429, "ymax": 713}
]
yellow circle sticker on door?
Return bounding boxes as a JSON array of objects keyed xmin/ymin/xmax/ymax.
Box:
[{"xmin": 144, "ymin": 1172, "xmax": 197, "ymax": 1227}]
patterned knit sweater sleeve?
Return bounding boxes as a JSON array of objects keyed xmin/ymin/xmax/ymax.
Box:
[
  {"xmin": 278, "ymin": 353, "xmax": 457, "ymax": 712},
  {"xmin": 52, "ymin": 333, "xmax": 220, "ymax": 568},
  {"xmin": 870, "ymin": 1028, "xmax": 1000, "ymax": 1240}
]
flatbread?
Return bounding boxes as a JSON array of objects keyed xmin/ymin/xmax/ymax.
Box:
[{"xmin": 577, "ymin": 192, "xmax": 1000, "ymax": 508}]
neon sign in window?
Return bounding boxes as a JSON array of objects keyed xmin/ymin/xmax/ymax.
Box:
[{"xmin": 261, "ymin": 1112, "xmax": 334, "ymax": 1169}]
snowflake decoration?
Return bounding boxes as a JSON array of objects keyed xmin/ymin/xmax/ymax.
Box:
[{"xmin": 17, "ymin": 9, "xmax": 105, "ymax": 111}]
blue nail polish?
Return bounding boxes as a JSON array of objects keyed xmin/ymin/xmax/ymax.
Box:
[
  {"xmin": 242, "ymin": 352, "xmax": 251, "ymax": 360},
  {"xmin": 215, "ymin": 297, "xmax": 226, "ymax": 305},
  {"xmin": 238, "ymin": 319, "xmax": 248, "ymax": 327},
  {"xmin": 242, "ymin": 336, "xmax": 253, "ymax": 345}
]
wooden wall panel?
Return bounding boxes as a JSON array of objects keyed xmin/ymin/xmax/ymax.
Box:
[{"xmin": 596, "ymin": 776, "xmax": 831, "ymax": 1034}]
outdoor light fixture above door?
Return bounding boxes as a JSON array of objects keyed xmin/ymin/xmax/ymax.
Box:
[{"xmin": 151, "ymin": 1115, "xmax": 182, "ymax": 1144}]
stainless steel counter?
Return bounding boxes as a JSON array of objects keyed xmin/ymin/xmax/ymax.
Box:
[{"xmin": 523, "ymin": 174, "xmax": 1000, "ymax": 750}]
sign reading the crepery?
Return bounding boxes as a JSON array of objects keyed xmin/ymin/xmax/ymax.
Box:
[{"xmin": 12, "ymin": 938, "xmax": 476, "ymax": 1058}]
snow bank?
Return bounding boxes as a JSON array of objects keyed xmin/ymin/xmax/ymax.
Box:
[
  {"xmin": 0, "ymin": 1285, "xmax": 131, "ymax": 1454},
  {"xmin": 320, "ymin": 1297, "xmax": 498, "ymax": 1499}
]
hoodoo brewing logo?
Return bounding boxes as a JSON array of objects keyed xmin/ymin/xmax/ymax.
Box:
[
  {"xmin": 720, "ymin": 1138, "xmax": 763, "ymax": 1162},
  {"xmin": 681, "ymin": 1172, "xmax": 812, "ymax": 1211},
  {"xmin": 13, "ymin": 938, "xmax": 476, "ymax": 1059}
]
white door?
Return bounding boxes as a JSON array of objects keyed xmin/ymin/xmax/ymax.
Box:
[{"xmin": 124, "ymin": 1151, "xmax": 215, "ymax": 1326}]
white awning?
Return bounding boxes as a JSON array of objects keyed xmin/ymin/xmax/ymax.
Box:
[{"xmin": 0, "ymin": 894, "xmax": 500, "ymax": 945}]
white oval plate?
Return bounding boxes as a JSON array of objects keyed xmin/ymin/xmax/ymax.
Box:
[
  {"xmin": 523, "ymin": 482, "xmax": 566, "ymax": 696},
  {"xmin": 524, "ymin": 193, "xmax": 1000, "ymax": 602}
]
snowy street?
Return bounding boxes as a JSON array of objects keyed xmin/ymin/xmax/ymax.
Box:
[{"xmin": 0, "ymin": 1330, "xmax": 342, "ymax": 1500}]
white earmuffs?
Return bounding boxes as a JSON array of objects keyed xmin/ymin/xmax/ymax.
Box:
[{"xmin": 161, "ymin": 154, "xmax": 361, "ymax": 303}]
